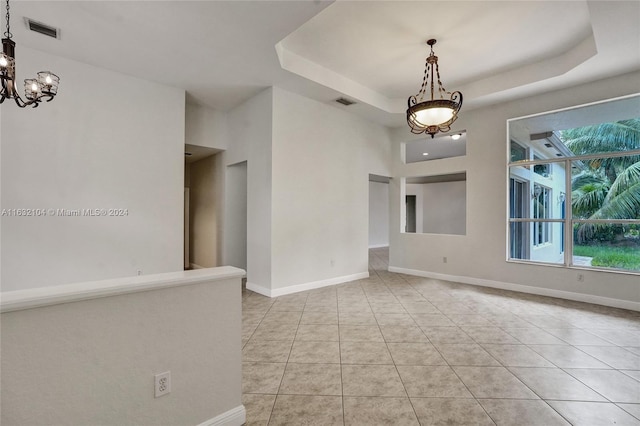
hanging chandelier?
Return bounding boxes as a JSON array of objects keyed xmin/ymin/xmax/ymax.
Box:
[
  {"xmin": 0, "ymin": 0, "xmax": 59, "ymax": 108},
  {"xmin": 407, "ymin": 39, "xmax": 462, "ymax": 138}
]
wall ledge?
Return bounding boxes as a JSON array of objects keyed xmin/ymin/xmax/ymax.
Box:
[
  {"xmin": 388, "ymin": 266, "xmax": 640, "ymax": 312},
  {"xmin": 247, "ymin": 271, "xmax": 369, "ymax": 298},
  {"xmin": 197, "ymin": 405, "xmax": 246, "ymax": 426},
  {"xmin": 1, "ymin": 266, "xmax": 246, "ymax": 313}
]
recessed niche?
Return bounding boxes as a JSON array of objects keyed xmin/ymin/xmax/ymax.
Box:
[{"xmin": 404, "ymin": 131, "xmax": 466, "ymax": 163}]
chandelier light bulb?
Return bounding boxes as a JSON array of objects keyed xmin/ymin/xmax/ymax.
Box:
[
  {"xmin": 414, "ymin": 107, "xmax": 455, "ymax": 127},
  {"xmin": 45, "ymin": 75, "xmax": 52, "ymax": 85},
  {"xmin": 0, "ymin": 56, "xmax": 7, "ymax": 67},
  {"xmin": 31, "ymin": 82, "xmax": 38, "ymax": 91}
]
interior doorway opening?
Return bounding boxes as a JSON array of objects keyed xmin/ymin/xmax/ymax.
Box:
[{"xmin": 184, "ymin": 144, "xmax": 222, "ymax": 270}]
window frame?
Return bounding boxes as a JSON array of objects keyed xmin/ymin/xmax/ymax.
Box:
[{"xmin": 508, "ymin": 150, "xmax": 640, "ymax": 273}]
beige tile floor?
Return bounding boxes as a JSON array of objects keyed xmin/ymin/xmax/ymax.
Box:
[{"xmin": 241, "ymin": 247, "xmax": 640, "ymax": 425}]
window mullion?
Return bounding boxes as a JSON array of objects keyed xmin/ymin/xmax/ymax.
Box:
[{"xmin": 564, "ymin": 158, "xmax": 572, "ymax": 267}]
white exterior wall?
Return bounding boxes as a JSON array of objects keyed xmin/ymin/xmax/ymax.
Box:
[
  {"xmin": 1, "ymin": 47, "xmax": 185, "ymax": 291},
  {"xmin": 389, "ymin": 70, "xmax": 640, "ymax": 308}
]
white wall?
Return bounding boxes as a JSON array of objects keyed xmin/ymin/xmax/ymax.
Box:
[
  {"xmin": 368, "ymin": 181, "xmax": 389, "ymax": 247},
  {"xmin": 270, "ymin": 87, "xmax": 391, "ymax": 292},
  {"xmin": 226, "ymin": 88, "xmax": 273, "ymax": 288},
  {"xmin": 1, "ymin": 268, "xmax": 244, "ymax": 426},
  {"xmin": 1, "ymin": 47, "xmax": 185, "ymax": 291},
  {"xmin": 185, "ymin": 103, "xmax": 228, "ymax": 151},
  {"xmin": 225, "ymin": 161, "xmax": 248, "ymax": 269},
  {"xmin": 422, "ymin": 181, "xmax": 466, "ymax": 235},
  {"xmin": 389, "ymin": 70, "xmax": 640, "ymax": 307}
]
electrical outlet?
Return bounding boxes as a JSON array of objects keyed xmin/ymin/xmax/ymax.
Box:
[
  {"xmin": 443, "ymin": 257, "xmax": 448, "ymax": 264},
  {"xmin": 154, "ymin": 371, "xmax": 171, "ymax": 398}
]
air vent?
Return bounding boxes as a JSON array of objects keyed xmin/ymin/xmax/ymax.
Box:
[
  {"xmin": 335, "ymin": 97, "xmax": 356, "ymax": 106},
  {"xmin": 544, "ymin": 143, "xmax": 553, "ymax": 148},
  {"xmin": 25, "ymin": 18, "xmax": 59, "ymax": 39}
]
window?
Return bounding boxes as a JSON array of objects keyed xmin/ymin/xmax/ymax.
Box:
[
  {"xmin": 533, "ymin": 185, "xmax": 551, "ymax": 246},
  {"xmin": 510, "ymin": 141, "xmax": 527, "ymax": 162},
  {"xmin": 507, "ymin": 94, "xmax": 640, "ymax": 273},
  {"xmin": 533, "ymin": 156, "xmax": 550, "ymax": 177}
]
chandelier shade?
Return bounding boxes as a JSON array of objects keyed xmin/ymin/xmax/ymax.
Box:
[
  {"xmin": 407, "ymin": 39, "xmax": 462, "ymax": 138},
  {"xmin": 0, "ymin": 0, "xmax": 59, "ymax": 108}
]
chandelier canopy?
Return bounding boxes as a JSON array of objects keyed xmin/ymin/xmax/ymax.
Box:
[
  {"xmin": 407, "ymin": 39, "xmax": 462, "ymax": 138},
  {"xmin": 0, "ymin": 0, "xmax": 59, "ymax": 108}
]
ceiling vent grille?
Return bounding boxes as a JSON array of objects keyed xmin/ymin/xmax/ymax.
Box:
[
  {"xmin": 25, "ymin": 18, "xmax": 59, "ymax": 39},
  {"xmin": 335, "ymin": 97, "xmax": 356, "ymax": 106}
]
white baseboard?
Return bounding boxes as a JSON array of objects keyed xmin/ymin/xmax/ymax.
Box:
[
  {"xmin": 246, "ymin": 281, "xmax": 270, "ymax": 297},
  {"xmin": 368, "ymin": 244, "xmax": 389, "ymax": 249},
  {"xmin": 197, "ymin": 405, "xmax": 246, "ymax": 426},
  {"xmin": 388, "ymin": 266, "xmax": 640, "ymax": 312},
  {"xmin": 246, "ymin": 272, "xmax": 369, "ymax": 298}
]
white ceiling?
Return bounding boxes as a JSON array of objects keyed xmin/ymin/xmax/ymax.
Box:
[
  {"xmin": 11, "ymin": 1, "xmax": 640, "ymax": 130},
  {"xmin": 405, "ymin": 132, "xmax": 467, "ymax": 163}
]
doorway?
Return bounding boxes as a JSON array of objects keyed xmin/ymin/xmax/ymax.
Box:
[
  {"xmin": 184, "ymin": 144, "xmax": 222, "ymax": 269},
  {"xmin": 406, "ymin": 195, "xmax": 417, "ymax": 233}
]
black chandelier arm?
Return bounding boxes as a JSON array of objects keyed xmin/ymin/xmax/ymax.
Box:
[
  {"xmin": 0, "ymin": 80, "xmax": 39, "ymax": 108},
  {"xmin": 0, "ymin": 0, "xmax": 58, "ymax": 108},
  {"xmin": 450, "ymin": 91, "xmax": 463, "ymax": 110},
  {"xmin": 14, "ymin": 94, "xmax": 39, "ymax": 108}
]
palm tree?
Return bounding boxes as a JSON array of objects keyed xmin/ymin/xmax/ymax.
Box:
[
  {"xmin": 561, "ymin": 119, "xmax": 640, "ymax": 243},
  {"xmin": 562, "ymin": 119, "xmax": 640, "ymax": 183}
]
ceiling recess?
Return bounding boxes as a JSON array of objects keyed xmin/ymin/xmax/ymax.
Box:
[{"xmin": 25, "ymin": 18, "xmax": 59, "ymax": 39}]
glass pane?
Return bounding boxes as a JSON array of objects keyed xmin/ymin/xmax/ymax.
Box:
[
  {"xmin": 509, "ymin": 221, "xmax": 564, "ymax": 264},
  {"xmin": 571, "ymin": 154, "xmax": 640, "ymax": 220},
  {"xmin": 573, "ymin": 222, "xmax": 640, "ymax": 271},
  {"xmin": 509, "ymin": 161, "xmax": 566, "ymax": 220},
  {"xmin": 560, "ymin": 119, "xmax": 640, "ymax": 157},
  {"xmin": 510, "ymin": 140, "xmax": 527, "ymax": 162}
]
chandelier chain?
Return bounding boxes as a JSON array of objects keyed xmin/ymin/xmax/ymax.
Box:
[
  {"xmin": 416, "ymin": 59, "xmax": 430, "ymax": 101},
  {"xmin": 435, "ymin": 65, "xmax": 447, "ymax": 98},
  {"xmin": 4, "ymin": 0, "xmax": 11, "ymax": 39}
]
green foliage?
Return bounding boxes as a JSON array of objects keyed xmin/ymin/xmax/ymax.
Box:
[
  {"xmin": 562, "ymin": 119, "xmax": 640, "ymax": 243},
  {"xmin": 573, "ymin": 245, "xmax": 640, "ymax": 271}
]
